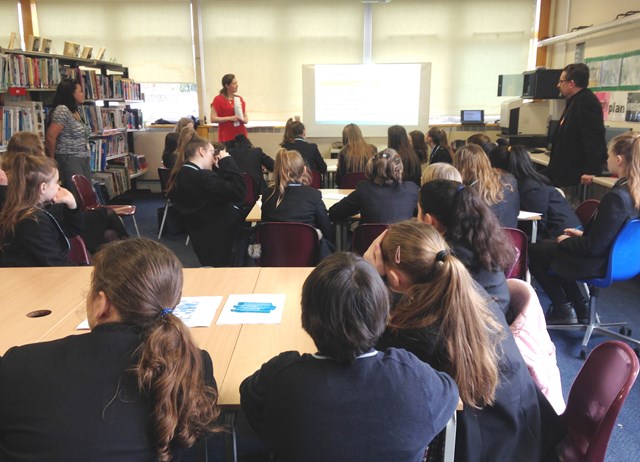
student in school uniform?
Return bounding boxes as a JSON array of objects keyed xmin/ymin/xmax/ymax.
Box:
[
  {"xmin": 0, "ymin": 239, "xmax": 220, "ymax": 461},
  {"xmin": 0, "ymin": 155, "xmax": 84, "ymax": 267},
  {"xmin": 454, "ymin": 143, "xmax": 520, "ymax": 228},
  {"xmin": 530, "ymin": 132, "xmax": 640, "ymax": 324},
  {"xmin": 228, "ymin": 133, "xmax": 275, "ymax": 197},
  {"xmin": 281, "ymin": 121, "xmax": 327, "ymax": 175},
  {"xmin": 387, "ymin": 125, "xmax": 422, "ymax": 186},
  {"xmin": 489, "ymin": 144, "xmax": 580, "ymax": 240},
  {"xmin": 162, "ymin": 117, "xmax": 193, "ymax": 169},
  {"xmin": 418, "ymin": 179, "xmax": 515, "ymax": 315},
  {"xmin": 240, "ymin": 251, "xmax": 459, "ymax": 462},
  {"xmin": 329, "ymin": 148, "xmax": 418, "ymax": 224},
  {"xmin": 367, "ymin": 221, "xmax": 557, "ymax": 462},
  {"xmin": 335, "ymin": 123, "xmax": 377, "ymax": 187},
  {"xmin": 261, "ymin": 149, "xmax": 334, "ymax": 257},
  {"xmin": 426, "ymin": 127, "xmax": 453, "ymax": 165},
  {"xmin": 168, "ymin": 129, "xmax": 246, "ymax": 267}
]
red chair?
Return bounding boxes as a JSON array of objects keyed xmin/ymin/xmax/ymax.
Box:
[
  {"xmin": 256, "ymin": 222, "xmax": 318, "ymax": 267},
  {"xmin": 575, "ymin": 199, "xmax": 600, "ymax": 227},
  {"xmin": 68, "ymin": 235, "xmax": 90, "ymax": 265},
  {"xmin": 242, "ymin": 173, "xmax": 258, "ymax": 208},
  {"xmin": 72, "ymin": 174, "xmax": 140, "ymax": 238},
  {"xmin": 309, "ymin": 170, "xmax": 323, "ymax": 189},
  {"xmin": 352, "ymin": 223, "xmax": 389, "ymax": 256},
  {"xmin": 556, "ymin": 341, "xmax": 639, "ymax": 462},
  {"xmin": 503, "ymin": 227, "xmax": 529, "ymax": 282},
  {"xmin": 339, "ymin": 172, "xmax": 367, "ymax": 189}
]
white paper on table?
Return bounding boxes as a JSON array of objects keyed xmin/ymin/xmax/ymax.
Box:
[
  {"xmin": 216, "ymin": 293, "xmax": 286, "ymax": 325},
  {"xmin": 322, "ymin": 192, "xmax": 347, "ymax": 200},
  {"xmin": 233, "ymin": 96, "xmax": 243, "ymax": 126},
  {"xmin": 517, "ymin": 211, "xmax": 543, "ymax": 220},
  {"xmin": 76, "ymin": 296, "xmax": 223, "ymax": 330}
]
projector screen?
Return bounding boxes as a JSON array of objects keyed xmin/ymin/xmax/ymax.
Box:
[{"xmin": 302, "ymin": 63, "xmax": 431, "ymax": 137}]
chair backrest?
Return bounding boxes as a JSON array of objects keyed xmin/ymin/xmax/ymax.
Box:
[
  {"xmin": 352, "ymin": 223, "xmax": 389, "ymax": 256},
  {"xmin": 309, "ymin": 170, "xmax": 323, "ymax": 189},
  {"xmin": 339, "ymin": 172, "xmax": 367, "ymax": 189},
  {"xmin": 557, "ymin": 341, "xmax": 639, "ymax": 462},
  {"xmin": 604, "ymin": 218, "xmax": 640, "ymax": 285},
  {"xmin": 502, "ymin": 227, "xmax": 528, "ymax": 280},
  {"xmin": 157, "ymin": 167, "xmax": 172, "ymax": 196},
  {"xmin": 242, "ymin": 173, "xmax": 258, "ymax": 208},
  {"xmin": 256, "ymin": 222, "xmax": 319, "ymax": 267},
  {"xmin": 68, "ymin": 235, "xmax": 91, "ymax": 265},
  {"xmin": 575, "ymin": 199, "xmax": 600, "ymax": 227},
  {"xmin": 71, "ymin": 174, "xmax": 100, "ymax": 210}
]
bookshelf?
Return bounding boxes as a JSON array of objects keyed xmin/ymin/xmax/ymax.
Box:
[{"xmin": 0, "ymin": 47, "xmax": 147, "ymax": 197}]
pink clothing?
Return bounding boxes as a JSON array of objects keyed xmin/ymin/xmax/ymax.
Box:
[
  {"xmin": 507, "ymin": 278, "xmax": 566, "ymax": 414},
  {"xmin": 211, "ymin": 94, "xmax": 248, "ymax": 143}
]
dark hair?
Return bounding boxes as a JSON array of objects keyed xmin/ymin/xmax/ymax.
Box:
[
  {"xmin": 409, "ymin": 130, "xmax": 428, "ymax": 162},
  {"xmin": 489, "ymin": 144, "xmax": 551, "ymax": 185},
  {"xmin": 419, "ymin": 179, "xmax": 515, "ymax": 271},
  {"xmin": 466, "ymin": 133, "xmax": 491, "ymax": 146},
  {"xmin": 388, "ymin": 125, "xmax": 421, "ymax": 182},
  {"xmin": 163, "ymin": 133, "xmax": 179, "ymax": 157},
  {"xmin": 301, "ymin": 252, "xmax": 390, "ymax": 364},
  {"xmin": 290, "ymin": 121, "xmax": 305, "ymax": 138},
  {"xmin": 280, "ymin": 118, "xmax": 295, "ymax": 146},
  {"xmin": 52, "ymin": 78, "xmax": 81, "ymax": 113},
  {"xmin": 563, "ymin": 63, "xmax": 589, "ymax": 88},
  {"xmin": 365, "ymin": 148, "xmax": 403, "ymax": 184},
  {"xmin": 219, "ymin": 73, "xmax": 235, "ymax": 96},
  {"xmin": 90, "ymin": 239, "xmax": 220, "ymax": 461}
]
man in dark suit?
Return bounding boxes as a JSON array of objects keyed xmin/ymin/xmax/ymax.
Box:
[
  {"xmin": 544, "ymin": 63, "xmax": 606, "ymax": 193},
  {"xmin": 282, "ymin": 121, "xmax": 327, "ymax": 175}
]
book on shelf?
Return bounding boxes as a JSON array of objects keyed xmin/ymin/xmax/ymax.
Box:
[
  {"xmin": 95, "ymin": 47, "xmax": 106, "ymax": 61},
  {"xmin": 81, "ymin": 46, "xmax": 93, "ymax": 60},
  {"xmin": 0, "ymin": 53, "xmax": 61, "ymax": 89},
  {"xmin": 8, "ymin": 32, "xmax": 17, "ymax": 50},
  {"xmin": 40, "ymin": 38, "xmax": 52, "ymax": 54},
  {"xmin": 26, "ymin": 35, "xmax": 42, "ymax": 53},
  {"xmin": 1, "ymin": 104, "xmax": 42, "ymax": 149},
  {"xmin": 63, "ymin": 41, "xmax": 80, "ymax": 58},
  {"xmin": 8, "ymin": 101, "xmax": 45, "ymax": 141}
]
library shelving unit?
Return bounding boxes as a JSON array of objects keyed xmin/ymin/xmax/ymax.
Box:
[{"xmin": 0, "ymin": 47, "xmax": 147, "ymax": 198}]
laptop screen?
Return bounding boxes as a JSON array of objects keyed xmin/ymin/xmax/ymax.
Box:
[{"xmin": 460, "ymin": 110, "xmax": 484, "ymax": 124}]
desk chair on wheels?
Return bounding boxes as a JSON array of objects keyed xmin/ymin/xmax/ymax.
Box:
[{"xmin": 547, "ymin": 219, "xmax": 640, "ymax": 358}]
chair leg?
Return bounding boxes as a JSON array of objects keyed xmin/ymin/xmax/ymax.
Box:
[
  {"xmin": 186, "ymin": 235, "xmax": 190, "ymax": 246},
  {"xmin": 158, "ymin": 200, "xmax": 170, "ymax": 239},
  {"xmin": 130, "ymin": 215, "xmax": 141, "ymax": 238}
]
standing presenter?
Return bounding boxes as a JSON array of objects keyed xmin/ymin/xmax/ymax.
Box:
[{"xmin": 210, "ymin": 74, "xmax": 249, "ymax": 149}]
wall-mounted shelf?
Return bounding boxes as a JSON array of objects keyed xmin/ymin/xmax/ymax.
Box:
[{"xmin": 538, "ymin": 13, "xmax": 640, "ymax": 47}]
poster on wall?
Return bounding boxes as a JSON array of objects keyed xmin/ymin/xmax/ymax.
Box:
[
  {"xmin": 587, "ymin": 61, "xmax": 602, "ymax": 88},
  {"xmin": 621, "ymin": 55, "xmax": 640, "ymax": 87},
  {"xmin": 595, "ymin": 91, "xmax": 611, "ymax": 120},
  {"xmin": 626, "ymin": 93, "xmax": 640, "ymax": 123},
  {"xmin": 608, "ymin": 92, "xmax": 628, "ymax": 122},
  {"xmin": 601, "ymin": 58, "xmax": 623, "ymax": 87}
]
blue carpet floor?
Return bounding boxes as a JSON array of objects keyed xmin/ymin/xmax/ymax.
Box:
[{"xmin": 122, "ymin": 190, "xmax": 640, "ymax": 462}]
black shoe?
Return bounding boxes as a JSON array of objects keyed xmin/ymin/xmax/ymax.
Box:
[
  {"xmin": 546, "ymin": 303, "xmax": 578, "ymax": 325},
  {"xmin": 572, "ymin": 299, "xmax": 590, "ymax": 324}
]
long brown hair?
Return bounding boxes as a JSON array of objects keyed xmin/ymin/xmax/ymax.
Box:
[
  {"xmin": 381, "ymin": 221, "xmax": 502, "ymax": 408},
  {"xmin": 0, "ymin": 155, "xmax": 57, "ymax": 239},
  {"xmin": 427, "ymin": 127, "xmax": 453, "ymax": 157},
  {"xmin": 453, "ymin": 143, "xmax": 507, "ymax": 205},
  {"xmin": 342, "ymin": 123, "xmax": 374, "ymax": 173},
  {"xmin": 280, "ymin": 118, "xmax": 295, "ymax": 146},
  {"xmin": 90, "ymin": 239, "xmax": 220, "ymax": 461},
  {"xmin": 365, "ymin": 149, "xmax": 403, "ymax": 185},
  {"xmin": 167, "ymin": 129, "xmax": 216, "ymax": 193},
  {"xmin": 388, "ymin": 125, "xmax": 421, "ymax": 181},
  {"xmin": 610, "ymin": 132, "xmax": 640, "ymax": 209},
  {"xmin": 268, "ymin": 148, "xmax": 307, "ymax": 207},
  {"xmin": 2, "ymin": 131, "xmax": 45, "ymax": 173}
]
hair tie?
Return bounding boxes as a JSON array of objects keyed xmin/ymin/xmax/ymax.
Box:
[
  {"xmin": 158, "ymin": 308, "xmax": 173, "ymax": 319},
  {"xmin": 435, "ymin": 250, "xmax": 448, "ymax": 262},
  {"xmin": 457, "ymin": 184, "xmax": 465, "ymax": 192},
  {"xmin": 469, "ymin": 179, "xmax": 479, "ymax": 187}
]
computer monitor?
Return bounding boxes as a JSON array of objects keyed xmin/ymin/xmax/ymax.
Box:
[
  {"xmin": 460, "ymin": 110, "xmax": 484, "ymax": 125},
  {"xmin": 604, "ymin": 126, "xmax": 632, "ymax": 146}
]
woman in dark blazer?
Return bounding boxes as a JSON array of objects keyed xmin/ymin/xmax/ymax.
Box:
[
  {"xmin": 0, "ymin": 239, "xmax": 220, "ymax": 461},
  {"xmin": 329, "ymin": 148, "xmax": 417, "ymax": 224},
  {"xmin": 530, "ymin": 132, "xmax": 640, "ymax": 324},
  {"xmin": 489, "ymin": 144, "xmax": 580, "ymax": 240},
  {"xmin": 168, "ymin": 129, "xmax": 246, "ymax": 267},
  {"xmin": 262, "ymin": 149, "xmax": 334, "ymax": 256},
  {"xmin": 0, "ymin": 155, "xmax": 84, "ymax": 267}
]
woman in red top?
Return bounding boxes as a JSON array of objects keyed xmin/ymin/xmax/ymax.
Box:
[{"xmin": 210, "ymin": 74, "xmax": 249, "ymax": 148}]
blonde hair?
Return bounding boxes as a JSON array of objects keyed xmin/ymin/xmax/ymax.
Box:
[
  {"xmin": 454, "ymin": 144, "xmax": 507, "ymax": 205},
  {"xmin": 381, "ymin": 221, "xmax": 502, "ymax": 408},
  {"xmin": 342, "ymin": 123, "xmax": 375, "ymax": 173},
  {"xmin": 609, "ymin": 132, "xmax": 640, "ymax": 209},
  {"xmin": 269, "ymin": 148, "xmax": 307, "ymax": 207},
  {"xmin": 90, "ymin": 239, "xmax": 220, "ymax": 461},
  {"xmin": 0, "ymin": 155, "xmax": 57, "ymax": 239},
  {"xmin": 421, "ymin": 162, "xmax": 462, "ymax": 185}
]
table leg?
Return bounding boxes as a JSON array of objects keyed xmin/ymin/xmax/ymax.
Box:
[
  {"xmin": 531, "ymin": 221, "xmax": 538, "ymax": 244},
  {"xmin": 224, "ymin": 411, "xmax": 238, "ymax": 462}
]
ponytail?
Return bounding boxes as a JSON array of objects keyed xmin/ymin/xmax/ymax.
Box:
[
  {"xmin": 610, "ymin": 132, "xmax": 640, "ymax": 209},
  {"xmin": 382, "ymin": 221, "xmax": 502, "ymax": 408},
  {"xmin": 268, "ymin": 148, "xmax": 306, "ymax": 207},
  {"xmin": 167, "ymin": 128, "xmax": 211, "ymax": 193}
]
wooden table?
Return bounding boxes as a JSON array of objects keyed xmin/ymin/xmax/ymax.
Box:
[
  {"xmin": 529, "ymin": 152, "xmax": 550, "ymax": 167},
  {"xmin": 592, "ymin": 176, "xmax": 618, "ymax": 189}
]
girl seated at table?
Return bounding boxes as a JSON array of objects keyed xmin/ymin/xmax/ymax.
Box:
[
  {"xmin": 366, "ymin": 221, "xmax": 547, "ymax": 462},
  {"xmin": 388, "ymin": 125, "xmax": 422, "ymax": 186},
  {"xmin": 240, "ymin": 252, "xmax": 459, "ymax": 462},
  {"xmin": 0, "ymin": 239, "xmax": 219, "ymax": 460},
  {"xmin": 426, "ymin": 127, "xmax": 453, "ymax": 165},
  {"xmin": 329, "ymin": 149, "xmax": 418, "ymax": 224},
  {"xmin": 489, "ymin": 144, "xmax": 580, "ymax": 240},
  {"xmin": 0, "ymin": 155, "xmax": 84, "ymax": 267},
  {"xmin": 420, "ymin": 162, "xmax": 461, "ymax": 185},
  {"xmin": 454, "ymin": 143, "xmax": 519, "ymax": 227},
  {"xmin": 418, "ymin": 179, "xmax": 514, "ymax": 315},
  {"xmin": 168, "ymin": 129, "xmax": 245, "ymax": 267},
  {"xmin": 336, "ymin": 123, "xmax": 377, "ymax": 187},
  {"xmin": 262, "ymin": 148, "xmax": 334, "ymax": 256},
  {"xmin": 529, "ymin": 132, "xmax": 640, "ymax": 325}
]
